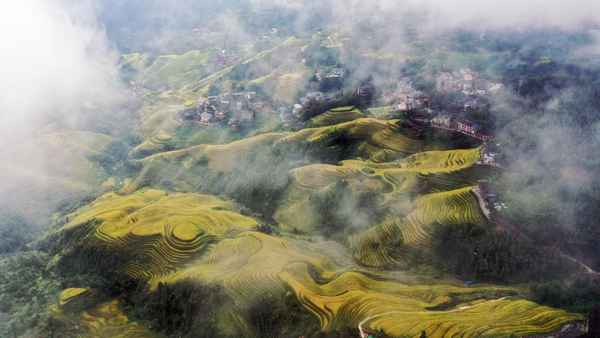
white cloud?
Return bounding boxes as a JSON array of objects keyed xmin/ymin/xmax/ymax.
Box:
[{"xmin": 0, "ymin": 0, "xmax": 122, "ymax": 142}]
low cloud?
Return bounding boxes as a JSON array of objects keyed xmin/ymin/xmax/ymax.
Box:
[
  {"xmin": 0, "ymin": 0, "xmax": 124, "ymax": 223},
  {"xmin": 246, "ymin": 0, "xmax": 600, "ymax": 33}
]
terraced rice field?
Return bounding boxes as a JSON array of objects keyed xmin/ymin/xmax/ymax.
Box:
[
  {"xmin": 203, "ymin": 132, "xmax": 286, "ymax": 172},
  {"xmin": 64, "ymin": 186, "xmax": 581, "ymax": 337},
  {"xmin": 121, "ymin": 50, "xmax": 211, "ymax": 90},
  {"xmin": 366, "ymin": 106, "xmax": 396, "ymax": 119},
  {"xmin": 51, "ymin": 288, "xmax": 158, "ymax": 338},
  {"xmin": 283, "ymin": 118, "xmax": 446, "ymax": 160},
  {"xmin": 59, "ymin": 288, "xmax": 88, "ymax": 306},
  {"xmin": 76, "ymin": 300, "xmax": 158, "ymax": 338},
  {"xmin": 63, "ymin": 189, "xmax": 258, "ymax": 282},
  {"xmin": 308, "ymin": 106, "xmax": 365, "ymax": 126},
  {"xmin": 275, "ymin": 148, "xmax": 484, "ymax": 235},
  {"xmin": 134, "ymin": 93, "xmax": 203, "ymax": 153},
  {"xmin": 272, "ymin": 146, "xmax": 488, "ymax": 267},
  {"xmin": 67, "ymin": 87, "xmax": 581, "ymax": 336},
  {"xmin": 361, "ymin": 298, "xmax": 580, "ymax": 338},
  {"xmin": 349, "ymin": 186, "xmax": 485, "ymax": 267}
]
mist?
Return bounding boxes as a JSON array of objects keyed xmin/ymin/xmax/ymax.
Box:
[{"xmin": 0, "ymin": 0, "xmax": 124, "ymax": 224}]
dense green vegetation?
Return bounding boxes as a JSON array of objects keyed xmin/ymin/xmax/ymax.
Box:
[
  {"xmin": 309, "ymin": 180, "xmax": 385, "ymax": 240},
  {"xmin": 433, "ymin": 223, "xmax": 569, "ymax": 283},
  {"xmin": 0, "ymin": 215, "xmax": 36, "ymax": 254},
  {"xmin": 531, "ymin": 275, "xmax": 600, "ymax": 314}
]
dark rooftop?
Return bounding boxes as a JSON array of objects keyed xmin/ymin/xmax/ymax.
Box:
[
  {"xmin": 478, "ymin": 180, "xmax": 499, "ymax": 196},
  {"xmin": 457, "ymin": 118, "xmax": 480, "ymax": 128},
  {"xmin": 561, "ymin": 329, "xmax": 588, "ymax": 338}
]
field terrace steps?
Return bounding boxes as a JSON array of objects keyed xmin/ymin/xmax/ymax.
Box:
[
  {"xmin": 64, "ymin": 190, "xmax": 582, "ymax": 337},
  {"xmin": 62, "ymin": 189, "xmax": 258, "ymax": 283},
  {"xmin": 275, "ymin": 147, "xmax": 484, "ymax": 236},
  {"xmin": 308, "ymin": 106, "xmax": 365, "ymax": 127},
  {"xmin": 349, "ymin": 186, "xmax": 485, "ymax": 267}
]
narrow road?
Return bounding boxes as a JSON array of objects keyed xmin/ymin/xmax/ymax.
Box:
[
  {"xmin": 358, "ymin": 297, "xmax": 508, "ymax": 338},
  {"xmin": 567, "ymin": 256, "xmax": 600, "ymax": 276}
]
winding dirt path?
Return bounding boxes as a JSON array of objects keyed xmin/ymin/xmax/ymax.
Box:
[{"xmin": 567, "ymin": 256, "xmax": 600, "ymax": 276}]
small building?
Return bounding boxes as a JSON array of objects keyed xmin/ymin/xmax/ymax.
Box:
[
  {"xmin": 299, "ymin": 97, "xmax": 311, "ymax": 108},
  {"xmin": 228, "ymin": 116, "xmax": 239, "ymax": 128},
  {"xmin": 460, "ymin": 68, "xmax": 479, "ymax": 82},
  {"xmin": 463, "ymin": 100, "xmax": 478, "ymax": 112},
  {"xmin": 436, "ymin": 72, "xmax": 458, "ymax": 91},
  {"xmin": 327, "ymin": 68, "xmax": 345, "ymax": 78},
  {"xmin": 196, "ymin": 98, "xmax": 207, "ymax": 108},
  {"xmin": 200, "ymin": 112, "xmax": 213, "ymax": 125},
  {"xmin": 456, "ymin": 118, "xmax": 481, "ymax": 135},
  {"xmin": 397, "ymin": 77, "xmax": 413, "ymax": 93},
  {"xmin": 292, "ymin": 103, "xmax": 304, "ymax": 117},
  {"xmin": 478, "ymin": 180, "xmax": 500, "ymax": 205},
  {"xmin": 357, "ymin": 86, "xmax": 373, "ymax": 96},
  {"xmin": 233, "ymin": 101, "xmax": 243, "ymax": 111},
  {"xmin": 483, "ymin": 144, "xmax": 501, "ymax": 164},
  {"xmin": 249, "ymin": 101, "xmax": 264, "ymax": 111},
  {"xmin": 214, "ymin": 108, "xmax": 227, "ymax": 120},
  {"xmin": 240, "ymin": 111, "xmax": 254, "ymax": 123},
  {"xmin": 405, "ymin": 91, "xmax": 427, "ymax": 109},
  {"xmin": 432, "ymin": 111, "xmax": 456, "ymax": 128}
]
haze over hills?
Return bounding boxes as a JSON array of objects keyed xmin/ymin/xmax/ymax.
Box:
[{"xmin": 1, "ymin": 1, "xmax": 600, "ymax": 338}]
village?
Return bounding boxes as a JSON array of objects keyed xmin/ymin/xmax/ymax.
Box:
[
  {"xmin": 171, "ymin": 57, "xmax": 521, "ymax": 244},
  {"xmin": 179, "ymin": 91, "xmax": 268, "ymax": 129}
]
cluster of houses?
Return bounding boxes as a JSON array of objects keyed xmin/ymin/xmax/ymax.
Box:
[
  {"xmin": 203, "ymin": 50, "xmax": 239, "ymax": 75},
  {"xmin": 279, "ymin": 91, "xmax": 332, "ymax": 124},
  {"xmin": 436, "ymin": 69, "xmax": 502, "ymax": 97},
  {"xmin": 426, "ymin": 69, "xmax": 502, "ymax": 139},
  {"xmin": 180, "ymin": 92, "xmax": 266, "ymax": 128},
  {"xmin": 384, "ymin": 78, "xmax": 428, "ymax": 111},
  {"xmin": 431, "ymin": 110, "xmax": 486, "ymax": 137}
]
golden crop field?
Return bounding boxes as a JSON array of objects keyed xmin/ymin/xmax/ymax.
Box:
[
  {"xmin": 349, "ymin": 186, "xmax": 485, "ymax": 267},
  {"xmin": 50, "ymin": 287, "xmax": 158, "ymax": 338},
  {"xmin": 59, "ymin": 288, "xmax": 88, "ymax": 306},
  {"xmin": 63, "ymin": 189, "xmax": 258, "ymax": 282},
  {"xmin": 275, "ymin": 147, "xmax": 483, "ymax": 234},
  {"xmin": 361, "ymin": 298, "xmax": 581, "ymax": 338},
  {"xmin": 121, "ymin": 50, "xmax": 211, "ymax": 90},
  {"xmin": 64, "ymin": 76, "xmax": 579, "ymax": 337},
  {"xmin": 64, "ymin": 191, "xmax": 581, "ymax": 337},
  {"xmin": 366, "ymin": 105, "xmax": 396, "ymax": 119},
  {"xmin": 282, "ymin": 118, "xmax": 447, "ymax": 161},
  {"xmin": 308, "ymin": 106, "xmax": 366, "ymax": 126}
]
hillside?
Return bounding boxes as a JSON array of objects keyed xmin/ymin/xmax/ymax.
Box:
[{"xmin": 4, "ymin": 12, "xmax": 600, "ymax": 338}]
